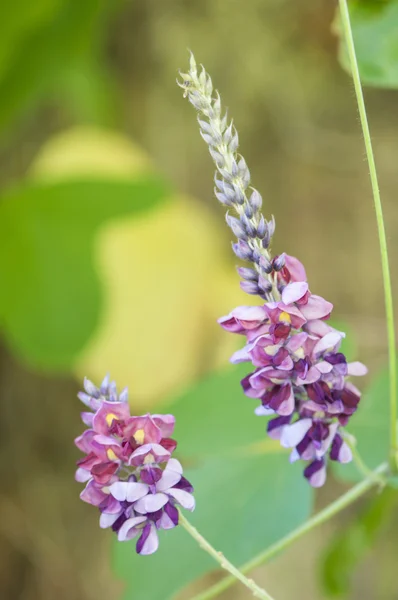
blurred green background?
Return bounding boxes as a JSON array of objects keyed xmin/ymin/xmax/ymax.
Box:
[{"xmin": 1, "ymin": 0, "xmax": 398, "ymax": 599}]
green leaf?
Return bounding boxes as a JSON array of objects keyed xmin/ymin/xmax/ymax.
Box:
[
  {"xmin": 334, "ymin": 1, "xmax": 398, "ymax": 88},
  {"xmin": 0, "ymin": 0, "xmax": 123, "ymax": 134},
  {"xmin": 320, "ymin": 487, "xmax": 397, "ymax": 597},
  {"xmin": 333, "ymin": 366, "xmax": 392, "ymax": 482},
  {"xmin": 114, "ymin": 367, "xmax": 313, "ymax": 600},
  {"xmin": 0, "ymin": 177, "xmax": 168, "ymax": 370}
]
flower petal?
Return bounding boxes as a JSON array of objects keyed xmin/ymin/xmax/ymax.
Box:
[
  {"xmin": 109, "ymin": 481, "xmax": 149, "ymax": 502},
  {"xmin": 167, "ymin": 488, "xmax": 195, "ymax": 511},
  {"xmin": 134, "ymin": 492, "xmax": 168, "ymax": 514},
  {"xmin": 280, "ymin": 418, "xmax": 312, "ymax": 448}
]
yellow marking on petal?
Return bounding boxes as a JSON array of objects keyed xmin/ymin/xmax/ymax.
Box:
[
  {"xmin": 106, "ymin": 413, "xmax": 118, "ymax": 426},
  {"xmin": 107, "ymin": 449, "xmax": 118, "ymax": 461},
  {"xmin": 144, "ymin": 453, "xmax": 155, "ymax": 464},
  {"xmin": 294, "ymin": 348, "xmax": 305, "ymax": 359},
  {"xmin": 133, "ymin": 429, "xmax": 145, "ymax": 445},
  {"xmin": 264, "ymin": 344, "xmax": 279, "ymax": 356},
  {"xmin": 279, "ymin": 311, "xmax": 291, "ymax": 323}
]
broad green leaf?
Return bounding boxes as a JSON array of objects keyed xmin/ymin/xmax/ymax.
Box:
[
  {"xmin": 0, "ymin": 177, "xmax": 168, "ymax": 370},
  {"xmin": 333, "ymin": 366, "xmax": 392, "ymax": 482},
  {"xmin": 334, "ymin": 1, "xmax": 398, "ymax": 88},
  {"xmin": 114, "ymin": 368, "xmax": 313, "ymax": 600},
  {"xmin": 0, "ymin": 0, "xmax": 123, "ymax": 133},
  {"xmin": 320, "ymin": 487, "xmax": 397, "ymax": 597}
]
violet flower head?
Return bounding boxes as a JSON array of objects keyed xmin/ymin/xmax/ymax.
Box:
[
  {"xmin": 179, "ymin": 54, "xmax": 367, "ymax": 487},
  {"xmin": 75, "ymin": 375, "xmax": 194, "ymax": 555}
]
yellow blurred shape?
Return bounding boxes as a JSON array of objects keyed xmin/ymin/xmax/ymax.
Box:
[
  {"xmin": 30, "ymin": 126, "xmax": 151, "ymax": 181},
  {"xmin": 29, "ymin": 126, "xmax": 250, "ymax": 408}
]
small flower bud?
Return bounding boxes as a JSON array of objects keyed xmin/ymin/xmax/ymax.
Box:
[
  {"xmin": 249, "ymin": 189, "xmax": 262, "ymax": 212},
  {"xmin": 241, "ymin": 214, "xmax": 256, "ymax": 238},
  {"xmin": 240, "ymin": 280, "xmax": 260, "ymax": 295},
  {"xmin": 257, "ymin": 215, "xmax": 267, "ymax": 238},
  {"xmin": 244, "ymin": 203, "xmax": 254, "ymax": 219},
  {"xmin": 214, "ymin": 189, "xmax": 233, "ymax": 206},
  {"xmin": 258, "ymin": 276, "xmax": 273, "ymax": 294},
  {"xmin": 226, "ymin": 214, "xmax": 247, "ymax": 240},
  {"xmin": 232, "ymin": 240, "xmax": 253, "ymax": 261},
  {"xmin": 260, "ymin": 255, "xmax": 272, "ymax": 274},
  {"xmin": 237, "ymin": 266, "xmax": 258, "ymax": 281},
  {"xmin": 273, "ymin": 253, "xmax": 286, "ymax": 271}
]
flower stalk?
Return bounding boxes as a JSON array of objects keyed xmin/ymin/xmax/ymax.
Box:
[
  {"xmin": 338, "ymin": 0, "xmax": 398, "ymax": 472},
  {"xmin": 179, "ymin": 511, "xmax": 275, "ymax": 600},
  {"xmin": 191, "ymin": 463, "xmax": 388, "ymax": 600}
]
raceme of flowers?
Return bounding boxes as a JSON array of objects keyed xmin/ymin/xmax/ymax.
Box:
[
  {"xmin": 75, "ymin": 375, "xmax": 195, "ymax": 554},
  {"xmin": 179, "ymin": 54, "xmax": 367, "ymax": 487}
]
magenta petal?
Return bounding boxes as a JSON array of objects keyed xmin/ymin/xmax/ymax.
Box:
[
  {"xmin": 282, "ymin": 282, "xmax": 309, "ymax": 305},
  {"xmin": 80, "ymin": 480, "xmax": 107, "ymax": 506},
  {"xmin": 284, "ymin": 255, "xmax": 307, "ymax": 282},
  {"xmin": 134, "ymin": 493, "xmax": 168, "ymax": 514},
  {"xmin": 300, "ymin": 295, "xmax": 333, "ymax": 321},
  {"xmin": 152, "ymin": 414, "xmax": 175, "ymax": 437}
]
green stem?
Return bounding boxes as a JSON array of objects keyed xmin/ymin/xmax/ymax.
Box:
[
  {"xmin": 191, "ymin": 464, "xmax": 388, "ymax": 600},
  {"xmin": 338, "ymin": 0, "xmax": 397, "ymax": 471},
  {"xmin": 344, "ymin": 434, "xmax": 386, "ymax": 487},
  {"xmin": 178, "ymin": 511, "xmax": 275, "ymax": 600}
]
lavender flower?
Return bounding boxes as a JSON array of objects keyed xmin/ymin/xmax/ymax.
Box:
[
  {"xmin": 75, "ymin": 375, "xmax": 194, "ymax": 554},
  {"xmin": 179, "ymin": 54, "xmax": 367, "ymax": 487}
]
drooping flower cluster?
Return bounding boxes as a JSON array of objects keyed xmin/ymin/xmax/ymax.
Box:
[
  {"xmin": 75, "ymin": 376, "xmax": 194, "ymax": 554},
  {"xmin": 219, "ymin": 268, "xmax": 367, "ymax": 486},
  {"xmin": 179, "ymin": 54, "xmax": 367, "ymax": 486}
]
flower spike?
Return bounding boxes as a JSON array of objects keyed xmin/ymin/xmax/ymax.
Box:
[{"xmin": 179, "ymin": 53, "xmax": 367, "ymax": 487}]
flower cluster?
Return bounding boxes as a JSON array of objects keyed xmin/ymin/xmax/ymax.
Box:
[
  {"xmin": 180, "ymin": 54, "xmax": 367, "ymax": 486},
  {"xmin": 219, "ymin": 269, "xmax": 367, "ymax": 486},
  {"xmin": 75, "ymin": 375, "xmax": 194, "ymax": 554}
]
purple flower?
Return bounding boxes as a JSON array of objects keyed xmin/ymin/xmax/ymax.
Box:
[
  {"xmin": 75, "ymin": 376, "xmax": 194, "ymax": 555},
  {"xmin": 219, "ymin": 286, "xmax": 367, "ymax": 486}
]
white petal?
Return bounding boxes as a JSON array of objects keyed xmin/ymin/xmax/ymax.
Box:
[
  {"xmin": 167, "ymin": 489, "xmax": 195, "ymax": 511},
  {"xmin": 99, "ymin": 512, "xmax": 120, "ymax": 529},
  {"xmin": 139, "ymin": 524, "xmax": 159, "ymax": 555},
  {"xmin": 109, "ymin": 481, "xmax": 148, "ymax": 502},
  {"xmin": 280, "ymin": 419, "xmax": 312, "ymax": 448},
  {"xmin": 255, "ymin": 405, "xmax": 275, "ymax": 416},
  {"xmin": 347, "ymin": 361, "xmax": 368, "ymax": 376},
  {"xmin": 117, "ymin": 517, "xmax": 147, "ymax": 541},
  {"xmin": 156, "ymin": 469, "xmax": 181, "ymax": 492},
  {"xmin": 166, "ymin": 458, "xmax": 183, "ymax": 474},
  {"xmin": 134, "ymin": 493, "xmax": 168, "ymax": 514}
]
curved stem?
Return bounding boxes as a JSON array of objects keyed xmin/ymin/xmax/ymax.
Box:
[
  {"xmin": 191, "ymin": 464, "xmax": 388, "ymax": 600},
  {"xmin": 338, "ymin": 0, "xmax": 397, "ymax": 471},
  {"xmin": 178, "ymin": 512, "xmax": 275, "ymax": 600}
]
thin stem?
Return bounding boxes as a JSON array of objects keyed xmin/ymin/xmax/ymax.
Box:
[
  {"xmin": 345, "ymin": 435, "xmax": 386, "ymax": 487},
  {"xmin": 178, "ymin": 511, "xmax": 275, "ymax": 600},
  {"xmin": 338, "ymin": 0, "xmax": 397, "ymax": 471},
  {"xmin": 192, "ymin": 463, "xmax": 388, "ymax": 600}
]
